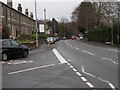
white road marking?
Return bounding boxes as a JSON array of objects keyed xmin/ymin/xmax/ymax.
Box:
[
  {"xmin": 67, "ymin": 63, "xmax": 71, "ymax": 66},
  {"xmin": 82, "ymin": 50, "xmax": 95, "ymax": 56},
  {"xmin": 105, "ymin": 48, "xmax": 118, "ymax": 52},
  {"xmin": 73, "ymin": 68, "xmax": 77, "ymax": 72},
  {"xmin": 109, "ymin": 83, "xmax": 116, "ymax": 89},
  {"xmin": 52, "ymin": 48, "xmax": 67, "ymax": 64},
  {"xmin": 70, "ymin": 65, "xmax": 74, "ymax": 68},
  {"xmin": 101, "ymin": 58, "xmax": 118, "ymax": 65},
  {"xmin": 8, "ymin": 61, "xmax": 33, "ymax": 65},
  {"xmin": 86, "ymin": 82, "xmax": 94, "ymax": 88},
  {"xmin": 67, "ymin": 59, "xmax": 71, "ymax": 61},
  {"xmin": 74, "ymin": 47, "xmax": 80, "ymax": 50},
  {"xmin": 82, "ymin": 65, "xmax": 96, "ymax": 78},
  {"xmin": 8, "ymin": 64, "xmax": 56, "ymax": 75},
  {"xmin": 81, "ymin": 77, "xmax": 87, "ymax": 81},
  {"xmin": 76, "ymin": 72, "xmax": 82, "ymax": 76},
  {"xmin": 82, "ymin": 65, "xmax": 116, "ymax": 89}
]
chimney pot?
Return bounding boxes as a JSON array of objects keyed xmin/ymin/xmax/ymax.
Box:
[
  {"xmin": 25, "ymin": 9, "xmax": 29, "ymax": 16},
  {"xmin": 18, "ymin": 4, "xmax": 22, "ymax": 12},
  {"xmin": 7, "ymin": 0, "xmax": 12, "ymax": 7}
]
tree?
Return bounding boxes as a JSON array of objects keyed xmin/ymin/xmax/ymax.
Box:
[
  {"xmin": 71, "ymin": 2, "xmax": 97, "ymax": 34},
  {"xmin": 2, "ymin": 24, "xmax": 10, "ymax": 39}
]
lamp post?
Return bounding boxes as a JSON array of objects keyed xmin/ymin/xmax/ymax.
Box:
[{"xmin": 35, "ymin": 0, "xmax": 38, "ymax": 47}]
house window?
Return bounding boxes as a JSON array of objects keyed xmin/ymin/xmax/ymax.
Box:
[{"xmin": 7, "ymin": 8, "xmax": 10, "ymax": 19}]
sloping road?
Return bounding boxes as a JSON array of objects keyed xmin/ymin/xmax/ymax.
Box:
[{"xmin": 2, "ymin": 40, "xmax": 118, "ymax": 89}]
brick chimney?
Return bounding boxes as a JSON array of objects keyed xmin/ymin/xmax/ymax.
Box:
[
  {"xmin": 7, "ymin": 0, "xmax": 12, "ymax": 7},
  {"xmin": 25, "ymin": 9, "xmax": 29, "ymax": 16},
  {"xmin": 17, "ymin": 4, "xmax": 22, "ymax": 12},
  {"xmin": 30, "ymin": 12, "xmax": 33, "ymax": 19}
]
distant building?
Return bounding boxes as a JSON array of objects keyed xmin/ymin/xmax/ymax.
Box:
[
  {"xmin": 0, "ymin": 0, "xmax": 35, "ymax": 39},
  {"xmin": 38, "ymin": 19, "xmax": 58, "ymax": 36}
]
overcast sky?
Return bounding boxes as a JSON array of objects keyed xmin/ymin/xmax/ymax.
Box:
[{"xmin": 0, "ymin": 0, "xmax": 83, "ymax": 21}]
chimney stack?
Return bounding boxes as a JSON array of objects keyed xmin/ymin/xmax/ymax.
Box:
[
  {"xmin": 18, "ymin": 4, "xmax": 22, "ymax": 12},
  {"xmin": 30, "ymin": 12, "xmax": 33, "ymax": 19},
  {"xmin": 25, "ymin": 9, "xmax": 29, "ymax": 16},
  {"xmin": 7, "ymin": 0, "xmax": 12, "ymax": 7}
]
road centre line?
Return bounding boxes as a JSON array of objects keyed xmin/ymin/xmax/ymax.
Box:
[
  {"xmin": 82, "ymin": 50, "xmax": 95, "ymax": 56},
  {"xmin": 8, "ymin": 64, "xmax": 56, "ymax": 75},
  {"xmin": 65, "ymin": 41, "xmax": 95, "ymax": 56}
]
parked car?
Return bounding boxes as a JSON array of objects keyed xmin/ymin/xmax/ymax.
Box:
[
  {"xmin": 45, "ymin": 37, "xmax": 55, "ymax": 44},
  {"xmin": 63, "ymin": 37, "xmax": 67, "ymax": 40},
  {"xmin": 71, "ymin": 36, "xmax": 77, "ymax": 40},
  {"xmin": 0, "ymin": 39, "xmax": 29, "ymax": 61},
  {"xmin": 77, "ymin": 36, "xmax": 83, "ymax": 40}
]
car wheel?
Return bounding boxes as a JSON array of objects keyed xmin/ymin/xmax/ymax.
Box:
[
  {"xmin": 2, "ymin": 53, "xmax": 8, "ymax": 61},
  {"xmin": 22, "ymin": 51, "xmax": 28, "ymax": 58}
]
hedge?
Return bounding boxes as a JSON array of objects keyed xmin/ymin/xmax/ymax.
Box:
[{"xmin": 88, "ymin": 23, "xmax": 120, "ymax": 45}]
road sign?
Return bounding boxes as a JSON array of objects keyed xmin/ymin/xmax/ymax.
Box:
[{"xmin": 0, "ymin": 24, "xmax": 2, "ymax": 32}]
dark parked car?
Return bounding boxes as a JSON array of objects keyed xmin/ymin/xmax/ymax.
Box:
[{"xmin": 0, "ymin": 39, "xmax": 29, "ymax": 61}]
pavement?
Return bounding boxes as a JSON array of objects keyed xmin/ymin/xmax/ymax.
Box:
[{"xmin": 1, "ymin": 39, "xmax": 119, "ymax": 89}]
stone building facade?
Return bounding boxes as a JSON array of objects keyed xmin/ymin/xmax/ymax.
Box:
[{"xmin": 0, "ymin": 0, "xmax": 35, "ymax": 39}]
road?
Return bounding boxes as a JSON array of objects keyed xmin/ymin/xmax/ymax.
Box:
[{"xmin": 2, "ymin": 40, "xmax": 119, "ymax": 89}]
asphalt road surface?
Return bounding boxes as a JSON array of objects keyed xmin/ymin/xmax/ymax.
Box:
[{"xmin": 2, "ymin": 40, "xmax": 119, "ymax": 89}]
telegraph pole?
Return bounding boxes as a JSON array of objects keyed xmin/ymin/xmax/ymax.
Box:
[
  {"xmin": 118, "ymin": 2, "xmax": 120, "ymax": 46},
  {"xmin": 44, "ymin": 9, "xmax": 46, "ymax": 35},
  {"xmin": 35, "ymin": 0, "xmax": 38, "ymax": 47}
]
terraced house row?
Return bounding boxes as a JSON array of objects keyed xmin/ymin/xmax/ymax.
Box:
[{"xmin": 0, "ymin": 0, "xmax": 35, "ymax": 39}]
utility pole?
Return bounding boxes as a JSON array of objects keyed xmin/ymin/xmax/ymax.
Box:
[
  {"xmin": 44, "ymin": 9, "xmax": 46, "ymax": 36},
  {"xmin": 117, "ymin": 2, "xmax": 120, "ymax": 46},
  {"xmin": 35, "ymin": 0, "xmax": 38, "ymax": 47}
]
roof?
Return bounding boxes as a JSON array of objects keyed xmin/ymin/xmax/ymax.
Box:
[{"xmin": 0, "ymin": 1, "xmax": 35, "ymax": 21}]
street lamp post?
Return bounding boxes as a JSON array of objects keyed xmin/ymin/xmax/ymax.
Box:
[{"xmin": 35, "ymin": 0, "xmax": 38, "ymax": 47}]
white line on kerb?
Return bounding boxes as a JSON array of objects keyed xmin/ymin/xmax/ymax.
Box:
[
  {"xmin": 8, "ymin": 64, "xmax": 55, "ymax": 75},
  {"xmin": 52, "ymin": 48, "xmax": 68, "ymax": 64},
  {"xmin": 82, "ymin": 50, "xmax": 95, "ymax": 56}
]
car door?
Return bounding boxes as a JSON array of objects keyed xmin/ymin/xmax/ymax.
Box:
[
  {"xmin": 10, "ymin": 40, "xmax": 23, "ymax": 56},
  {"xmin": 2, "ymin": 40, "xmax": 14, "ymax": 57}
]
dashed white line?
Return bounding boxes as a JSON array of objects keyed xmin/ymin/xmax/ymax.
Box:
[
  {"xmin": 82, "ymin": 50, "xmax": 95, "ymax": 56},
  {"xmin": 73, "ymin": 68, "xmax": 77, "ymax": 72},
  {"xmin": 81, "ymin": 77, "xmax": 87, "ymax": 81},
  {"xmin": 70, "ymin": 65, "xmax": 74, "ymax": 68},
  {"xmin": 76, "ymin": 72, "xmax": 82, "ymax": 76},
  {"xmin": 67, "ymin": 63, "xmax": 71, "ymax": 66},
  {"xmin": 86, "ymin": 82, "xmax": 94, "ymax": 88},
  {"xmin": 109, "ymin": 83, "xmax": 116, "ymax": 89}
]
